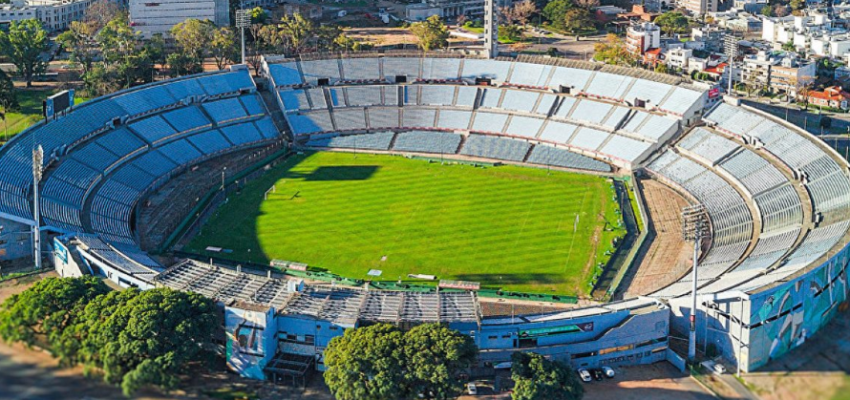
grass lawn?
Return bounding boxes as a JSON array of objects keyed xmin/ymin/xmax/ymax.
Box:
[
  {"xmin": 186, "ymin": 151, "xmax": 622, "ymax": 296},
  {"xmin": 0, "ymin": 87, "xmax": 88, "ymax": 145}
]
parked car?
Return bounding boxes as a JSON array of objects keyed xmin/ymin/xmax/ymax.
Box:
[
  {"xmin": 577, "ymin": 368, "xmax": 592, "ymax": 383},
  {"xmin": 591, "ymin": 368, "xmax": 604, "ymax": 381},
  {"xmin": 467, "ymin": 383, "xmax": 477, "ymax": 395},
  {"xmin": 602, "ymin": 366, "xmax": 615, "ymax": 378}
]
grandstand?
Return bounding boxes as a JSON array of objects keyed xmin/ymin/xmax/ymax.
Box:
[
  {"xmin": 265, "ymin": 55, "xmax": 696, "ymax": 170},
  {"xmin": 1, "ymin": 53, "xmax": 848, "ymax": 382}
]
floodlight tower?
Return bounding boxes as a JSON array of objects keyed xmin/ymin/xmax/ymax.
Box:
[
  {"xmin": 682, "ymin": 204, "xmax": 707, "ymax": 361},
  {"xmin": 32, "ymin": 145, "xmax": 43, "ymax": 270},
  {"xmin": 235, "ymin": 9, "xmax": 251, "ymax": 65},
  {"xmin": 483, "ymin": 0, "xmax": 498, "ymax": 59}
]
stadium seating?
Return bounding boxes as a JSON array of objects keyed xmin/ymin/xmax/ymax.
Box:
[
  {"xmin": 307, "ymin": 131, "xmax": 394, "ymax": 150},
  {"xmin": 392, "ymin": 130, "xmax": 462, "ymax": 154},
  {"xmin": 460, "ymin": 134, "xmax": 531, "ymax": 162},
  {"xmin": 526, "ymin": 145, "xmax": 612, "ymax": 172},
  {"xmin": 0, "ymin": 68, "xmax": 282, "ymax": 250}
]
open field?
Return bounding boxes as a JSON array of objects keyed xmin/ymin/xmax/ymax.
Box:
[{"xmin": 186, "ymin": 151, "xmax": 622, "ymax": 296}]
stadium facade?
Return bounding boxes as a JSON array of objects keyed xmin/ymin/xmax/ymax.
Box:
[{"xmin": 0, "ymin": 54, "xmax": 847, "ymax": 381}]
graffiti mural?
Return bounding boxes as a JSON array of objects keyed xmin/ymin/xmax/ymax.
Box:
[
  {"xmin": 745, "ymin": 242, "xmax": 850, "ymax": 370},
  {"xmin": 225, "ymin": 305, "xmax": 276, "ymax": 380}
]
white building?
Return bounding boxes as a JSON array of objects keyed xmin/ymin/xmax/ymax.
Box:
[
  {"xmin": 0, "ymin": 0, "xmax": 101, "ymax": 32},
  {"xmin": 761, "ymin": 13, "xmax": 850, "ymax": 56},
  {"xmin": 677, "ymin": 0, "xmax": 717, "ymax": 17},
  {"xmin": 129, "ymin": 0, "xmax": 229, "ymax": 38},
  {"xmin": 665, "ymin": 47, "xmax": 694, "ymax": 70},
  {"xmin": 742, "ymin": 51, "xmax": 816, "ymax": 95},
  {"xmin": 625, "ymin": 22, "xmax": 661, "ymax": 55}
]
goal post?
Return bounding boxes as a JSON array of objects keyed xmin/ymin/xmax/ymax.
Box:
[{"xmin": 264, "ymin": 184, "xmax": 276, "ymax": 200}]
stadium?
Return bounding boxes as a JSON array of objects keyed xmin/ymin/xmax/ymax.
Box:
[{"xmin": 1, "ymin": 50, "xmax": 849, "ymax": 384}]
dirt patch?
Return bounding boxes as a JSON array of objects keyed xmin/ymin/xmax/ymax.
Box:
[{"xmin": 619, "ymin": 179, "xmax": 692, "ymax": 297}]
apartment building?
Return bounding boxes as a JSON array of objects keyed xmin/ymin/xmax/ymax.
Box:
[
  {"xmin": 626, "ymin": 22, "xmax": 661, "ymax": 56},
  {"xmin": 0, "ymin": 0, "xmax": 102, "ymax": 32},
  {"xmin": 742, "ymin": 51, "xmax": 815, "ymax": 95},
  {"xmin": 129, "ymin": 0, "xmax": 229, "ymax": 38},
  {"xmin": 677, "ymin": 0, "xmax": 717, "ymax": 17}
]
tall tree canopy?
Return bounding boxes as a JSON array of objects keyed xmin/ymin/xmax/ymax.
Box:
[
  {"xmin": 82, "ymin": 288, "xmax": 218, "ymax": 396},
  {"xmin": 542, "ymin": 0, "xmax": 571, "ymax": 31},
  {"xmin": 403, "ymin": 323, "xmax": 477, "ymax": 400},
  {"xmin": 171, "ymin": 18, "xmax": 216, "ymax": 61},
  {"xmin": 0, "ymin": 19, "xmax": 49, "ymax": 87},
  {"xmin": 0, "ymin": 277, "xmax": 109, "ymax": 356},
  {"xmin": 57, "ymin": 21, "xmax": 99, "ymax": 75},
  {"xmin": 410, "ymin": 15, "xmax": 450, "ymax": 51},
  {"xmin": 324, "ymin": 323, "xmax": 478, "ymax": 400},
  {"xmin": 511, "ymin": 352, "xmax": 584, "ymax": 400},
  {"xmin": 563, "ymin": 7, "xmax": 595, "ymax": 39},
  {"xmin": 324, "ymin": 324, "xmax": 407, "ymax": 400},
  {"xmin": 0, "ymin": 279, "xmax": 218, "ymax": 396},
  {"xmin": 654, "ymin": 11, "xmax": 689, "ymax": 36}
]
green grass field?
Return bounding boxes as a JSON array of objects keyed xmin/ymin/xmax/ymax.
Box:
[
  {"xmin": 186, "ymin": 151, "xmax": 623, "ymax": 296},
  {"xmin": 0, "ymin": 88, "xmax": 88, "ymax": 145}
]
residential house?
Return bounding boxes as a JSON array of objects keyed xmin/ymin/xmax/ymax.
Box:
[{"xmin": 807, "ymin": 86, "xmax": 850, "ymax": 109}]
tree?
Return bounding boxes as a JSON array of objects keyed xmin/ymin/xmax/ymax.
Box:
[
  {"xmin": 146, "ymin": 33, "xmax": 168, "ymax": 68},
  {"xmin": 171, "ymin": 19, "xmax": 215, "ymax": 62},
  {"xmin": 403, "ymin": 324, "xmax": 477, "ymax": 400},
  {"xmin": 83, "ymin": 0, "xmax": 126, "ymax": 31},
  {"xmin": 574, "ymin": 0, "xmax": 600, "ymax": 9},
  {"xmin": 250, "ymin": 6, "xmax": 269, "ymax": 24},
  {"xmin": 774, "ymin": 4, "xmax": 790, "ymax": 17},
  {"xmin": 324, "ymin": 324, "xmax": 407, "ymax": 400},
  {"xmin": 79, "ymin": 288, "xmax": 218, "ymax": 396},
  {"xmin": 542, "ymin": 0, "xmax": 570, "ymax": 31},
  {"xmin": 790, "ymin": 0, "xmax": 804, "ymax": 11},
  {"xmin": 563, "ymin": 7, "xmax": 595, "ymax": 40},
  {"xmin": 761, "ymin": 5, "xmax": 773, "ymax": 16},
  {"xmin": 278, "ymin": 13, "xmax": 315, "ymax": 54},
  {"xmin": 593, "ymin": 34, "xmax": 636, "ymax": 66},
  {"xmin": 511, "ymin": 352, "xmax": 584, "ymax": 400},
  {"xmin": 654, "ymin": 11, "xmax": 688, "ymax": 36},
  {"xmin": 782, "ymin": 41, "xmax": 796, "ymax": 52},
  {"xmin": 0, "ymin": 277, "xmax": 109, "ymax": 359},
  {"xmin": 324, "ymin": 323, "xmax": 479, "ymax": 400},
  {"xmin": 82, "ymin": 63, "xmax": 120, "ymax": 97},
  {"xmin": 410, "ymin": 15, "xmax": 450, "ymax": 51},
  {"xmin": 167, "ymin": 52, "xmax": 202, "ymax": 77},
  {"xmin": 796, "ymin": 76, "xmax": 815, "ymax": 109},
  {"xmin": 743, "ymin": 72, "xmax": 765, "ymax": 97},
  {"xmin": 210, "ymin": 27, "xmax": 238, "ymax": 70},
  {"xmin": 0, "ymin": 68, "xmax": 18, "ymax": 142},
  {"xmin": 501, "ymin": 0, "xmax": 538, "ymax": 25},
  {"xmin": 0, "ymin": 19, "xmax": 49, "ymax": 87},
  {"xmin": 316, "ymin": 24, "xmax": 345, "ymax": 51},
  {"xmin": 97, "ymin": 14, "xmax": 150, "ymax": 88},
  {"xmin": 655, "ymin": 62, "xmax": 669, "ymax": 74},
  {"xmin": 57, "ymin": 21, "xmax": 98, "ymax": 75}
]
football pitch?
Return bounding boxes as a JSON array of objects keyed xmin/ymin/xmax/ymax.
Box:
[{"xmin": 186, "ymin": 151, "xmax": 623, "ymax": 296}]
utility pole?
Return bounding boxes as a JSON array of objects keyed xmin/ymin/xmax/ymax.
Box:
[
  {"xmin": 235, "ymin": 9, "xmax": 251, "ymax": 65},
  {"xmin": 32, "ymin": 145, "xmax": 43, "ymax": 270},
  {"xmin": 682, "ymin": 204, "xmax": 707, "ymax": 362}
]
